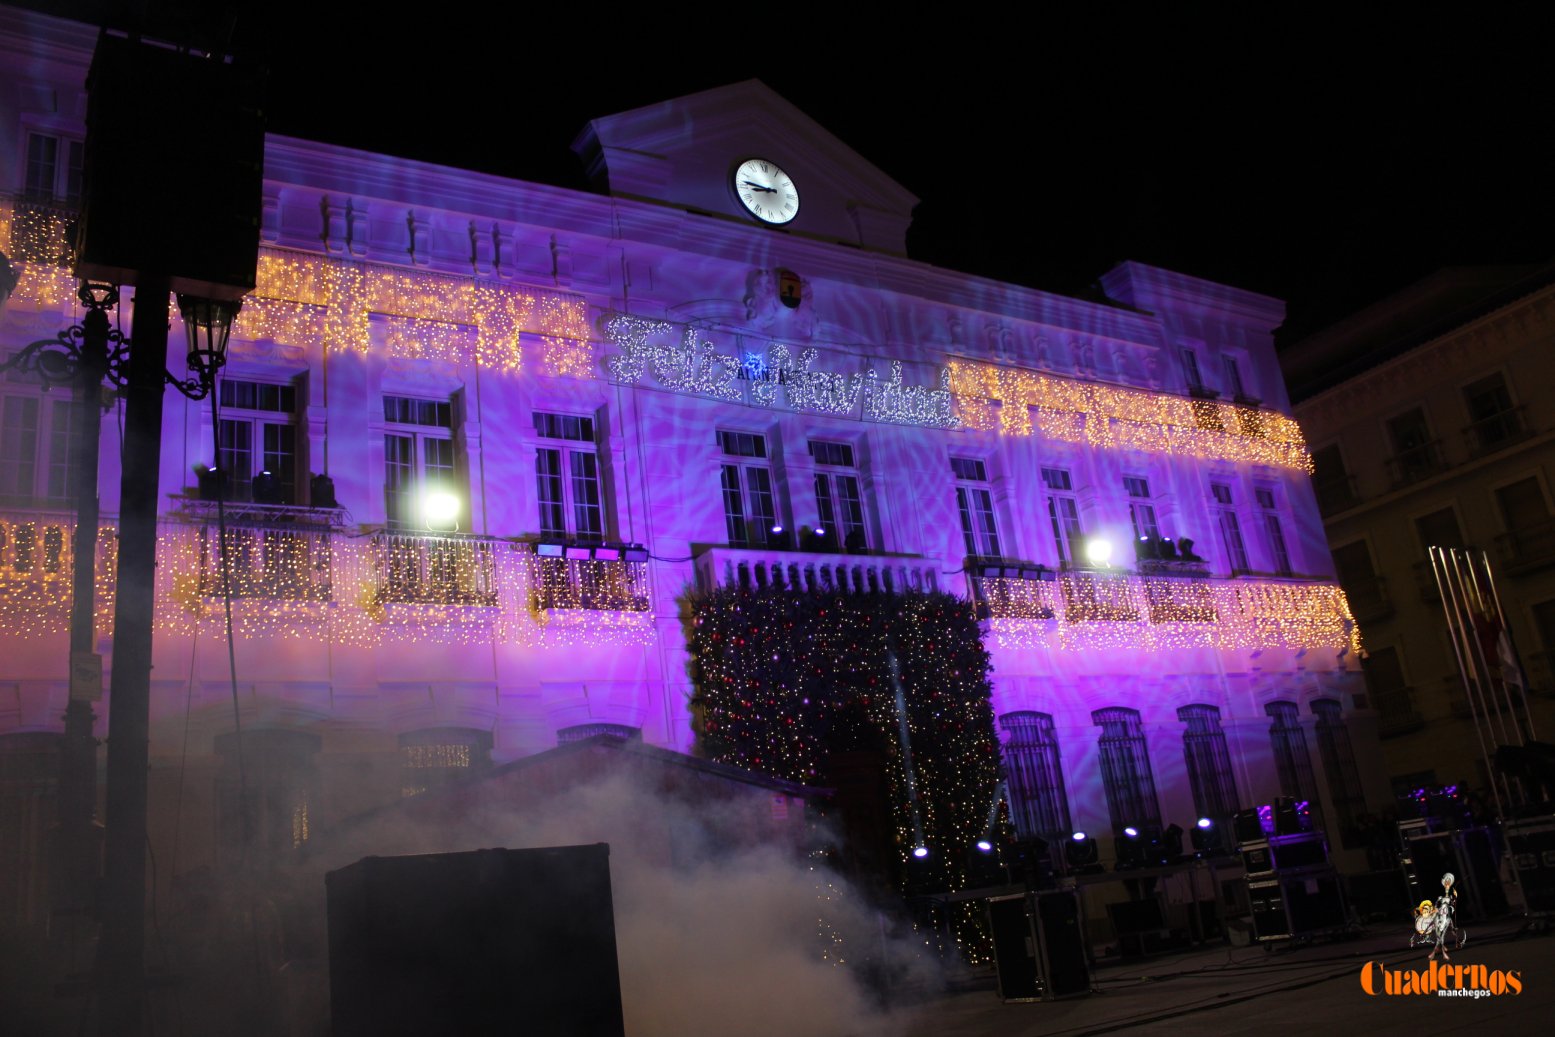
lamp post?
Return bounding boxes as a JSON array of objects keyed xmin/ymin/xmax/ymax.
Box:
[
  {"xmin": 0, "ymin": 282, "xmax": 130, "ymax": 929},
  {"xmin": 97, "ymin": 287, "xmax": 237, "ymax": 1035}
]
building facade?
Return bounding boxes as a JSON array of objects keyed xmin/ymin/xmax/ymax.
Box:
[
  {"xmin": 1282, "ymin": 265, "xmax": 1555, "ymax": 793},
  {"xmin": 0, "ymin": 7, "xmax": 1382, "ymax": 934}
]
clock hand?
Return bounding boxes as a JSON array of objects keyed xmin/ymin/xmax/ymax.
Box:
[{"xmin": 741, "ymin": 181, "xmax": 777, "ymax": 192}]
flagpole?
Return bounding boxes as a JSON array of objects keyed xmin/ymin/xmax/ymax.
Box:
[
  {"xmin": 1431, "ymin": 547, "xmax": 1503, "ymax": 818},
  {"xmin": 1475, "ymin": 549, "xmax": 1536, "ymax": 741}
]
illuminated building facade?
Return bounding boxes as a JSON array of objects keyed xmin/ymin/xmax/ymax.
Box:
[
  {"xmin": 0, "ymin": 6, "xmax": 1383, "ymax": 930},
  {"xmin": 1282, "ymin": 264, "xmax": 1555, "ymax": 791}
]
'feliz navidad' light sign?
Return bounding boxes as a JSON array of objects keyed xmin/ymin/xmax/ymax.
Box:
[{"xmin": 602, "ymin": 314, "xmax": 960, "ymax": 429}]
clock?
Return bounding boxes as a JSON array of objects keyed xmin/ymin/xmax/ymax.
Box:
[{"xmin": 732, "ymin": 158, "xmax": 799, "ymax": 225}]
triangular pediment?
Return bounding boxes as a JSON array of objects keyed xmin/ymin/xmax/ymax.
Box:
[{"xmin": 573, "ymin": 80, "xmax": 918, "ymax": 254}]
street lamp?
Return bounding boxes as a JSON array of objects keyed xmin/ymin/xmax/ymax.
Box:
[{"xmin": 174, "ymin": 293, "xmax": 241, "ymax": 394}]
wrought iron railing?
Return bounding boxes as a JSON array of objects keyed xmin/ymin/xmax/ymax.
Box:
[
  {"xmin": 529, "ymin": 553, "xmax": 650, "ymax": 612},
  {"xmin": 1386, "ymin": 441, "xmax": 1446, "ymax": 488},
  {"xmin": 693, "ymin": 546, "xmax": 939, "ymax": 596},
  {"xmin": 1463, "ymin": 405, "xmax": 1528, "ymax": 456},
  {"xmin": 1495, "ymin": 519, "xmax": 1555, "ymax": 575},
  {"xmin": 370, "ymin": 531, "xmax": 498, "ymax": 607}
]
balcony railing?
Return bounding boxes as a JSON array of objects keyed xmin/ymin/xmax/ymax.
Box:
[
  {"xmin": 529, "ymin": 553, "xmax": 650, "ymax": 612},
  {"xmin": 1463, "ymin": 406, "xmax": 1529, "ymax": 456},
  {"xmin": 1313, "ymin": 474, "xmax": 1359, "ymax": 517},
  {"xmin": 1373, "ymin": 685, "xmax": 1423, "ymax": 737},
  {"xmin": 0, "ymin": 511, "xmax": 74, "ymax": 580},
  {"xmin": 1411, "ymin": 560, "xmax": 1441, "ymax": 603},
  {"xmin": 194, "ymin": 524, "xmax": 334, "ymax": 602},
  {"xmin": 371, "ymin": 531, "xmax": 498, "ymax": 607},
  {"xmin": 694, "ymin": 546, "xmax": 939, "ymax": 596},
  {"xmin": 1495, "ymin": 519, "xmax": 1555, "ymax": 576},
  {"xmin": 1386, "ymin": 441, "xmax": 1446, "ymax": 489},
  {"xmin": 1059, "ymin": 571, "xmax": 1141, "ymax": 623},
  {"xmin": 1339, "ymin": 573, "xmax": 1393, "ymax": 624}
]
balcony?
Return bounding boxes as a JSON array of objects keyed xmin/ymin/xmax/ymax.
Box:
[
  {"xmin": 1385, "ymin": 441, "xmax": 1446, "ymax": 489},
  {"xmin": 1140, "ymin": 572, "xmax": 1217, "ymax": 623},
  {"xmin": 1463, "ymin": 405, "xmax": 1529, "ymax": 456},
  {"xmin": 1412, "ymin": 560, "xmax": 1442, "ymax": 603},
  {"xmin": 192, "ymin": 524, "xmax": 334, "ymax": 602},
  {"xmin": 529, "ymin": 551, "xmax": 650, "ymax": 612},
  {"xmin": 371, "ymin": 531, "xmax": 498, "ymax": 607},
  {"xmin": 694, "ymin": 545, "xmax": 939, "ymax": 596},
  {"xmin": 1339, "ymin": 573, "xmax": 1393, "ymax": 624},
  {"xmin": 1373, "ymin": 685, "xmax": 1424, "ymax": 737},
  {"xmin": 1495, "ymin": 519, "xmax": 1555, "ymax": 575},
  {"xmin": 0, "ymin": 511, "xmax": 73, "ymax": 580},
  {"xmin": 1313, "ymin": 474, "xmax": 1359, "ymax": 517},
  {"xmin": 1059, "ymin": 570, "xmax": 1141, "ymax": 623}
]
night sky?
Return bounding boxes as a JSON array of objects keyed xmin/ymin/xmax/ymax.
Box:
[{"xmin": 26, "ymin": 1, "xmax": 1555, "ymax": 342}]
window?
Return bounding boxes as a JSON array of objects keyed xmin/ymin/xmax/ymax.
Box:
[
  {"xmin": 384, "ymin": 395, "xmax": 458, "ymax": 528},
  {"xmin": 1310, "ymin": 444, "xmax": 1355, "ymax": 515},
  {"xmin": 1000, "ymin": 712, "xmax": 1072, "ymax": 843},
  {"xmin": 953, "ymin": 457, "xmax": 1001, "ymax": 558},
  {"xmin": 0, "ymin": 372, "xmax": 84, "ymax": 508},
  {"xmin": 1255, "ymin": 487, "xmax": 1292, "ymax": 575},
  {"xmin": 1462, "ymin": 373, "xmax": 1521, "ymax": 451},
  {"xmin": 1386, "ymin": 407, "xmax": 1439, "ymax": 485},
  {"xmin": 1179, "ymin": 347, "xmax": 1205, "ymax": 392},
  {"xmin": 1177, "ymin": 705, "xmax": 1239, "ymax": 825},
  {"xmin": 809, "ymin": 439, "xmax": 866, "ymax": 550},
  {"xmin": 217, "ymin": 379, "xmax": 299, "ymax": 504},
  {"xmin": 1125, "ymin": 476, "xmax": 1159, "ymax": 541},
  {"xmin": 1359, "ymin": 646, "xmax": 1416, "ymax": 731},
  {"xmin": 1210, "ymin": 482, "xmax": 1249, "ymax": 574},
  {"xmin": 1414, "ymin": 508, "xmax": 1464, "ymax": 552},
  {"xmin": 1092, "ymin": 707, "xmax": 1161, "ymax": 836},
  {"xmin": 535, "ymin": 410, "xmax": 602, "ymax": 541},
  {"xmin": 1312, "ymin": 700, "xmax": 1366, "ymax": 844},
  {"xmin": 22, "ymin": 132, "xmax": 83, "ymax": 206},
  {"xmin": 215, "ymin": 730, "xmax": 318, "ymax": 867},
  {"xmin": 719, "ymin": 430, "xmax": 780, "ymax": 547},
  {"xmin": 399, "ymin": 728, "xmax": 492, "ymax": 797},
  {"xmin": 1265, "ymin": 701, "xmax": 1318, "ymax": 804},
  {"xmin": 1043, "ymin": 467, "xmax": 1083, "ymax": 565},
  {"xmin": 1222, "ymin": 355, "xmax": 1247, "ymax": 398}
]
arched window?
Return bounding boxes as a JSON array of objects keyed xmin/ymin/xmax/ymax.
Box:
[
  {"xmin": 1312, "ymin": 699, "xmax": 1366, "ymax": 843},
  {"xmin": 1091, "ymin": 707, "xmax": 1161, "ymax": 836},
  {"xmin": 999, "ymin": 712, "xmax": 1071, "ymax": 842},
  {"xmin": 399, "ymin": 727, "xmax": 493, "ymax": 797},
  {"xmin": 1177, "ymin": 704, "xmax": 1239, "ymax": 824},
  {"xmin": 1265, "ymin": 701, "xmax": 1317, "ymax": 804}
]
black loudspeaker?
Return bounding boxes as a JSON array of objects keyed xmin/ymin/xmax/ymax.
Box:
[
  {"xmin": 1281, "ymin": 871, "xmax": 1347, "ymax": 934},
  {"xmin": 987, "ymin": 891, "xmax": 1090, "ymax": 1001},
  {"xmin": 326, "ymin": 845, "xmax": 624, "ymax": 1037},
  {"xmin": 78, "ymin": 33, "xmax": 264, "ymax": 296},
  {"xmin": 1507, "ymin": 818, "xmax": 1555, "ymax": 913},
  {"xmin": 1248, "ymin": 878, "xmax": 1289, "ymax": 941},
  {"xmin": 1233, "ymin": 807, "xmax": 1265, "ymax": 844}
]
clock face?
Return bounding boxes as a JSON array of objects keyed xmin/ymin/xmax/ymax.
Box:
[{"xmin": 733, "ymin": 158, "xmax": 799, "ymax": 225}]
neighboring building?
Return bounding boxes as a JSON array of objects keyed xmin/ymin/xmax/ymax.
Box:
[
  {"xmin": 1281, "ymin": 264, "xmax": 1555, "ymax": 793},
  {"xmin": 0, "ymin": 5, "xmax": 1381, "ymax": 942}
]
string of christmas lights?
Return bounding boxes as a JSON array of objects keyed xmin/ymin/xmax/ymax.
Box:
[
  {"xmin": 978, "ymin": 573, "xmax": 1361, "ymax": 654},
  {"xmin": 0, "ymin": 198, "xmax": 81, "ymax": 312},
  {"xmin": 947, "ymin": 359, "xmax": 1313, "ymax": 472},
  {"xmin": 1, "ymin": 514, "xmax": 652, "ymax": 647}
]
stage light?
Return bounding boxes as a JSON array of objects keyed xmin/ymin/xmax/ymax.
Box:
[
  {"xmin": 912, "ymin": 845, "xmax": 929, "ymax": 859},
  {"xmin": 564, "ymin": 545, "xmax": 593, "ymax": 560},
  {"xmin": 422, "ymin": 489, "xmax": 460, "ymax": 530},
  {"xmin": 1065, "ymin": 831, "xmax": 1099, "ymax": 871},
  {"xmin": 1162, "ymin": 823, "xmax": 1184, "ymax": 861},
  {"xmin": 592, "ymin": 546, "xmax": 621, "ymax": 561},
  {"xmin": 975, "ymin": 839, "xmax": 993, "ymax": 853},
  {"xmin": 535, "ymin": 542, "xmax": 565, "ymax": 558},
  {"xmin": 1197, "ymin": 817, "xmax": 1213, "ymax": 829},
  {"xmin": 1085, "ymin": 537, "xmax": 1113, "ymax": 566},
  {"xmin": 1190, "ymin": 818, "xmax": 1227, "ymax": 856},
  {"xmin": 1123, "ymin": 826, "xmax": 1139, "ymax": 838},
  {"xmin": 814, "ymin": 527, "xmax": 826, "ymax": 537},
  {"xmin": 771, "ymin": 523, "xmax": 784, "ymax": 535}
]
